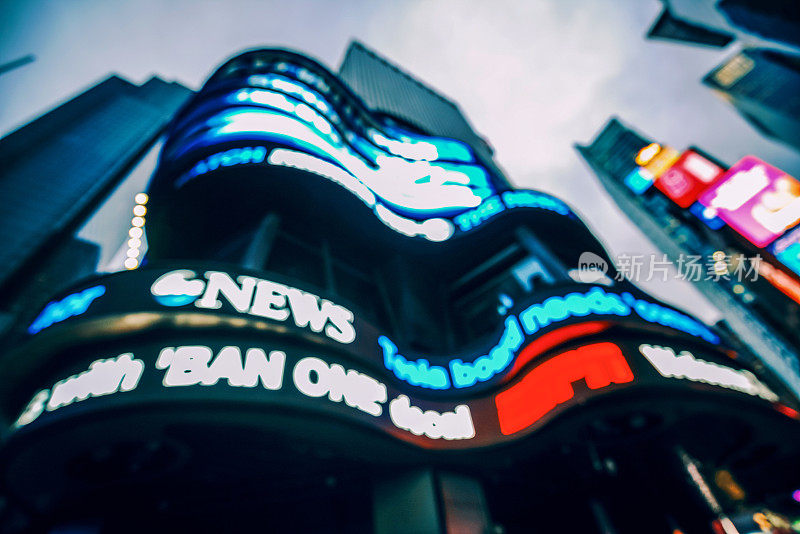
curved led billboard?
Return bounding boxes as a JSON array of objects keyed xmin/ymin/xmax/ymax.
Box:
[
  {"xmin": 147, "ymin": 50, "xmax": 579, "ymax": 246},
  {"xmin": 6, "ymin": 265, "xmax": 793, "ymax": 454},
  {"xmin": 20, "ymin": 266, "xmax": 724, "ymax": 393}
]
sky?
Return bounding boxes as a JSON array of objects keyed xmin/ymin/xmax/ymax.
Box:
[{"xmin": 1, "ymin": 0, "xmax": 799, "ymax": 324}]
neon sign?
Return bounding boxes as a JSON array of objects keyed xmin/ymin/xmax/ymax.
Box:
[
  {"xmin": 150, "ymin": 270, "xmax": 356, "ymax": 344},
  {"xmin": 160, "ymin": 59, "xmax": 576, "ymax": 243},
  {"xmin": 389, "ymin": 395, "xmax": 475, "ymax": 440},
  {"xmin": 771, "ymin": 226, "xmax": 800, "ymax": 277},
  {"xmin": 452, "ymin": 191, "xmax": 572, "ymax": 232},
  {"xmin": 623, "ymin": 167, "xmax": 655, "ymax": 195},
  {"xmin": 15, "ymin": 346, "xmax": 476, "ymax": 444},
  {"xmin": 495, "ymin": 343, "xmax": 633, "ymax": 435},
  {"xmin": 379, "ymin": 287, "xmax": 718, "ymax": 391},
  {"xmin": 156, "ymin": 345, "xmax": 285, "ymax": 390},
  {"xmin": 293, "ymin": 356, "xmax": 387, "ymax": 417},
  {"xmin": 379, "ymin": 287, "xmax": 717, "ymax": 391},
  {"xmin": 14, "ymin": 353, "xmax": 144, "ymax": 428},
  {"xmin": 655, "ymin": 150, "xmax": 724, "ymax": 208},
  {"xmin": 699, "ymin": 156, "xmax": 800, "ymax": 247},
  {"xmin": 689, "ymin": 201, "xmax": 726, "ymax": 230},
  {"xmin": 639, "ymin": 344, "xmax": 778, "ymax": 402},
  {"xmin": 28, "ymin": 285, "xmax": 106, "ymax": 334},
  {"xmin": 170, "ymin": 90, "xmax": 493, "ymax": 218}
]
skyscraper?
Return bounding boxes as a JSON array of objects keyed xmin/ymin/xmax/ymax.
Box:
[
  {"xmin": 704, "ymin": 47, "xmax": 800, "ymax": 153},
  {"xmin": 645, "ymin": 1, "xmax": 800, "ymax": 155},
  {"xmin": 0, "ymin": 75, "xmax": 191, "ymax": 334},
  {"xmin": 577, "ymin": 116, "xmax": 800, "ymax": 397},
  {"xmin": 1, "ymin": 44, "xmax": 799, "ymax": 533}
]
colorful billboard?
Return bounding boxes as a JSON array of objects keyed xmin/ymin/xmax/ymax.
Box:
[
  {"xmin": 636, "ymin": 144, "xmax": 680, "ymax": 179},
  {"xmin": 655, "ymin": 150, "xmax": 725, "ymax": 208},
  {"xmin": 623, "ymin": 167, "xmax": 655, "ymax": 195},
  {"xmin": 689, "ymin": 201, "xmax": 726, "ymax": 230},
  {"xmin": 771, "ymin": 226, "xmax": 800, "ymax": 277},
  {"xmin": 698, "ymin": 156, "xmax": 800, "ymax": 247}
]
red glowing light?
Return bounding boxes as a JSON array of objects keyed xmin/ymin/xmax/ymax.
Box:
[
  {"xmin": 509, "ymin": 321, "xmax": 612, "ymax": 376},
  {"xmin": 495, "ymin": 342, "xmax": 634, "ymax": 435},
  {"xmin": 775, "ymin": 403, "xmax": 800, "ymax": 420}
]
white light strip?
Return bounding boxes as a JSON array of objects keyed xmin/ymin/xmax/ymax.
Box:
[{"xmin": 124, "ymin": 193, "xmax": 149, "ymax": 270}]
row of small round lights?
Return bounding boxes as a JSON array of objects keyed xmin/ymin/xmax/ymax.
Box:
[{"xmin": 124, "ymin": 193, "xmax": 148, "ymax": 270}]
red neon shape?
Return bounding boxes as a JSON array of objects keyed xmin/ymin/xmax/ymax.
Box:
[
  {"xmin": 509, "ymin": 321, "xmax": 612, "ymax": 376},
  {"xmin": 495, "ymin": 342, "xmax": 634, "ymax": 435},
  {"xmin": 775, "ymin": 403, "xmax": 800, "ymax": 421}
]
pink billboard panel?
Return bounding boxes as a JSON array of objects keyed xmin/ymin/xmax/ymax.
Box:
[{"xmin": 698, "ymin": 156, "xmax": 800, "ymax": 247}]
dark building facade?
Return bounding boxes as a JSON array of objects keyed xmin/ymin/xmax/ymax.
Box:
[
  {"xmin": 704, "ymin": 47, "xmax": 800, "ymax": 153},
  {"xmin": 645, "ymin": 1, "xmax": 800, "ymax": 155},
  {"xmin": 1, "ymin": 44, "xmax": 800, "ymax": 533},
  {"xmin": 0, "ymin": 75, "xmax": 191, "ymax": 335},
  {"xmin": 646, "ymin": 0, "xmax": 800, "ymax": 51}
]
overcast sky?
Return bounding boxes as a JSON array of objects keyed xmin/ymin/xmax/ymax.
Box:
[{"xmin": 2, "ymin": 0, "xmax": 799, "ymax": 323}]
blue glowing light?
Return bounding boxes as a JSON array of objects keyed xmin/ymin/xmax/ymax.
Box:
[
  {"xmin": 379, "ymin": 287, "xmax": 719, "ymax": 390},
  {"xmin": 175, "ymin": 106, "xmax": 492, "ymax": 219},
  {"xmin": 380, "ymin": 336, "xmax": 450, "ymax": 389},
  {"xmin": 449, "ymin": 317, "xmax": 524, "ymax": 388},
  {"xmin": 169, "ymin": 62, "xmax": 496, "ymax": 221},
  {"xmin": 453, "ymin": 191, "xmax": 572, "ymax": 232},
  {"xmin": 176, "ymin": 146, "xmax": 267, "ymax": 188},
  {"xmin": 164, "ymin": 62, "xmax": 575, "ymax": 244},
  {"xmin": 623, "ymin": 167, "xmax": 654, "ymax": 195},
  {"xmin": 771, "ymin": 227, "xmax": 800, "ymax": 277},
  {"xmin": 28, "ymin": 285, "xmax": 106, "ymax": 334},
  {"xmin": 520, "ymin": 288, "xmax": 718, "ymax": 344},
  {"xmin": 689, "ymin": 202, "xmax": 726, "ymax": 230}
]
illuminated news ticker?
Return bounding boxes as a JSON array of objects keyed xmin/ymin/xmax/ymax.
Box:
[
  {"xmin": 14, "ymin": 346, "xmax": 476, "ymax": 443},
  {"xmin": 638, "ymin": 344, "xmax": 778, "ymax": 401},
  {"xmin": 698, "ymin": 156, "xmax": 800, "ymax": 248},
  {"xmin": 13, "ymin": 337, "xmax": 781, "ymax": 447},
  {"xmin": 29, "ymin": 269, "xmax": 720, "ymax": 396},
  {"xmin": 494, "ymin": 343, "xmax": 779, "ymax": 437},
  {"xmin": 654, "ymin": 150, "xmax": 725, "ymax": 208},
  {"xmin": 162, "ymin": 65, "xmax": 573, "ymax": 243},
  {"xmin": 174, "ymin": 143, "xmax": 570, "ymax": 243},
  {"xmin": 381, "ymin": 286, "xmax": 719, "ymax": 390}
]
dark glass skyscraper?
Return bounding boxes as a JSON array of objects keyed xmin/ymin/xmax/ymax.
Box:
[
  {"xmin": 644, "ymin": 1, "xmax": 800, "ymax": 156},
  {"xmin": 704, "ymin": 47, "xmax": 800, "ymax": 153},
  {"xmin": 1, "ymin": 43, "xmax": 799, "ymax": 533}
]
